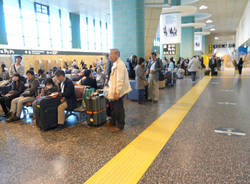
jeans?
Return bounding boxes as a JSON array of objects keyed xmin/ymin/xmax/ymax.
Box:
[
  {"xmin": 191, "ymin": 72, "xmax": 196, "ymax": 81},
  {"xmin": 138, "ymin": 89, "xmax": 145, "ymax": 104},
  {"xmin": 0, "ymin": 96, "xmax": 15, "ymax": 114}
]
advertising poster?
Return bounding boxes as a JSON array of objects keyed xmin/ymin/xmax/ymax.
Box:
[
  {"xmin": 194, "ymin": 35, "xmax": 202, "ymax": 51},
  {"xmin": 160, "ymin": 13, "xmax": 181, "ymax": 44}
]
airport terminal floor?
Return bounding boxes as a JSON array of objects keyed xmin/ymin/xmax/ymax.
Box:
[{"xmin": 0, "ymin": 72, "xmax": 249, "ymax": 184}]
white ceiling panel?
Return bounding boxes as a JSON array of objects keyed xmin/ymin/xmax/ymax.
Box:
[{"xmin": 193, "ymin": 0, "xmax": 248, "ymax": 35}]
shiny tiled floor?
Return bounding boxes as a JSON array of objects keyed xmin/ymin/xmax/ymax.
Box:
[{"xmin": 0, "ymin": 76, "xmax": 249, "ymax": 184}]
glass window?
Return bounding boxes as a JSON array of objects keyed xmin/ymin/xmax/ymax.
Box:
[
  {"xmin": 102, "ymin": 21, "xmax": 107, "ymax": 51},
  {"xmin": 88, "ymin": 16, "xmax": 94, "ymax": 50},
  {"xmin": 80, "ymin": 15, "xmax": 88, "ymax": 50},
  {"xmin": 95, "ymin": 18, "xmax": 101, "ymax": 51},
  {"xmin": 61, "ymin": 9, "xmax": 72, "ymax": 48},
  {"xmin": 50, "ymin": 6, "xmax": 61, "ymax": 48},
  {"xmin": 108, "ymin": 23, "xmax": 112, "ymax": 50}
]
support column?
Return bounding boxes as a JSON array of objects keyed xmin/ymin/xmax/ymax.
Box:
[
  {"xmin": 0, "ymin": 0, "xmax": 8, "ymax": 45},
  {"xmin": 110, "ymin": 0, "xmax": 144, "ymax": 61},
  {"xmin": 180, "ymin": 16, "xmax": 194, "ymax": 58},
  {"xmin": 69, "ymin": 13, "xmax": 81, "ymax": 49}
]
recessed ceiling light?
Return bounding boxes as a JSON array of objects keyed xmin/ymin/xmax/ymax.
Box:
[
  {"xmin": 200, "ymin": 5, "xmax": 208, "ymax": 10},
  {"xmin": 210, "ymin": 28, "xmax": 216, "ymax": 31},
  {"xmin": 206, "ymin": 19, "xmax": 213, "ymax": 23},
  {"xmin": 214, "ymin": 37, "xmax": 219, "ymax": 40}
]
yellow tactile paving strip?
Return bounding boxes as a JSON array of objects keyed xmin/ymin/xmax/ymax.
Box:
[
  {"xmin": 211, "ymin": 76, "xmax": 250, "ymax": 79},
  {"xmin": 84, "ymin": 77, "xmax": 211, "ymax": 184}
]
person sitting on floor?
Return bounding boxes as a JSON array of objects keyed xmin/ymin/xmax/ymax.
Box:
[
  {"xmin": 0, "ymin": 74, "xmax": 25, "ymax": 117},
  {"xmin": 6, "ymin": 70, "xmax": 39, "ymax": 122},
  {"xmin": 81, "ymin": 69, "xmax": 97, "ymax": 89},
  {"xmin": 32, "ymin": 78, "xmax": 59, "ymax": 123},
  {"xmin": 55, "ymin": 70, "xmax": 77, "ymax": 130}
]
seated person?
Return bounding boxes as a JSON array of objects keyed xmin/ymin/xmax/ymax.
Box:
[
  {"xmin": 81, "ymin": 69, "xmax": 97, "ymax": 89},
  {"xmin": 32, "ymin": 78, "xmax": 59, "ymax": 122},
  {"xmin": 55, "ymin": 70, "xmax": 77, "ymax": 129},
  {"xmin": 38, "ymin": 69, "xmax": 47, "ymax": 83},
  {"xmin": 96, "ymin": 67, "xmax": 105, "ymax": 89},
  {"xmin": 0, "ymin": 64, "xmax": 9, "ymax": 81},
  {"xmin": 0, "ymin": 74, "xmax": 25, "ymax": 117},
  {"xmin": 6, "ymin": 70, "xmax": 39, "ymax": 122}
]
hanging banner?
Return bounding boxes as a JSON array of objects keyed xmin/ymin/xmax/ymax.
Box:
[
  {"xmin": 194, "ymin": 35, "xmax": 202, "ymax": 51},
  {"xmin": 160, "ymin": 13, "xmax": 181, "ymax": 44}
]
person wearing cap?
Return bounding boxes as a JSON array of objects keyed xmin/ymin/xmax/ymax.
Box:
[
  {"xmin": 6, "ymin": 70, "xmax": 39, "ymax": 122},
  {"xmin": 9, "ymin": 56, "xmax": 25, "ymax": 77}
]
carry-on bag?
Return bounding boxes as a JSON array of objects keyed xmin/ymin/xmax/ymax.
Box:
[
  {"xmin": 36, "ymin": 96, "xmax": 60, "ymax": 130},
  {"xmin": 86, "ymin": 94, "xmax": 106, "ymax": 126}
]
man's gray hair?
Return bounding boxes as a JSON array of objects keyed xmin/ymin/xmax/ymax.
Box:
[{"xmin": 110, "ymin": 48, "xmax": 120, "ymax": 55}]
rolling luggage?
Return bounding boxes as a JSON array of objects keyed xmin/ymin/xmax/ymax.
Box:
[
  {"xmin": 36, "ymin": 96, "xmax": 60, "ymax": 130},
  {"xmin": 86, "ymin": 94, "xmax": 106, "ymax": 126}
]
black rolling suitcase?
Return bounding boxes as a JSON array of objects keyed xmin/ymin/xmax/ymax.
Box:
[
  {"xmin": 36, "ymin": 96, "xmax": 60, "ymax": 130},
  {"xmin": 86, "ymin": 94, "xmax": 106, "ymax": 126}
]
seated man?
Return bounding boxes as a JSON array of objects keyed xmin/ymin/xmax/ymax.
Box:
[
  {"xmin": 81, "ymin": 69, "xmax": 97, "ymax": 89},
  {"xmin": 32, "ymin": 78, "xmax": 59, "ymax": 123},
  {"xmin": 0, "ymin": 74, "xmax": 25, "ymax": 117},
  {"xmin": 55, "ymin": 70, "xmax": 77, "ymax": 129},
  {"xmin": 6, "ymin": 70, "xmax": 39, "ymax": 122}
]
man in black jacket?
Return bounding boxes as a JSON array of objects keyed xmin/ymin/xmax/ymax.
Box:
[
  {"xmin": 55, "ymin": 70, "xmax": 77, "ymax": 128},
  {"xmin": 0, "ymin": 74, "xmax": 25, "ymax": 117},
  {"xmin": 7, "ymin": 70, "xmax": 39, "ymax": 122}
]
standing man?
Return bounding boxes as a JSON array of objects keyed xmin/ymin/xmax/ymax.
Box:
[
  {"xmin": 9, "ymin": 56, "xmax": 25, "ymax": 77},
  {"xmin": 147, "ymin": 52, "xmax": 161, "ymax": 103},
  {"xmin": 108, "ymin": 49, "xmax": 131, "ymax": 132}
]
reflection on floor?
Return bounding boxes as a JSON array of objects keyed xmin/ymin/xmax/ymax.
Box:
[{"xmin": 0, "ymin": 75, "xmax": 249, "ymax": 184}]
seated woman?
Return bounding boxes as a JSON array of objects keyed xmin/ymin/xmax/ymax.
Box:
[
  {"xmin": 32, "ymin": 78, "xmax": 59, "ymax": 122},
  {"xmin": 81, "ymin": 69, "xmax": 97, "ymax": 89},
  {"xmin": 0, "ymin": 74, "xmax": 25, "ymax": 117}
]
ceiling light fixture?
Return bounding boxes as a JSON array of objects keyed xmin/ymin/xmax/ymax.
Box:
[
  {"xmin": 199, "ymin": 5, "xmax": 208, "ymax": 10},
  {"xmin": 210, "ymin": 28, "xmax": 216, "ymax": 31},
  {"xmin": 206, "ymin": 19, "xmax": 213, "ymax": 23},
  {"xmin": 214, "ymin": 37, "xmax": 219, "ymax": 40}
]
